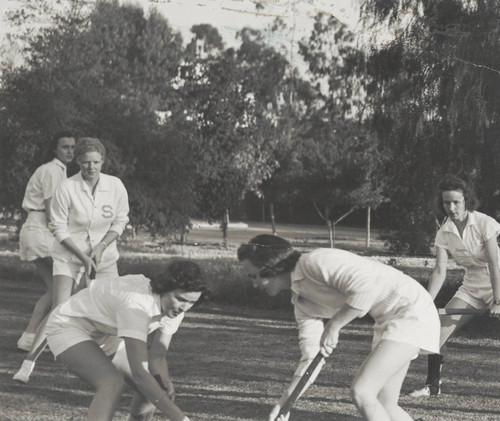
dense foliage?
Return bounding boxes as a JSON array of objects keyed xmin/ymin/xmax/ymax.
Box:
[
  {"xmin": 1, "ymin": 0, "xmax": 497, "ymax": 253},
  {"xmin": 362, "ymin": 0, "xmax": 500, "ymax": 253}
]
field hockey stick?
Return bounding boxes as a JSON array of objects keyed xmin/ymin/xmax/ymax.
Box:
[
  {"xmin": 277, "ymin": 352, "xmax": 325, "ymax": 418},
  {"xmin": 89, "ymin": 257, "xmax": 97, "ymax": 280},
  {"xmin": 438, "ymin": 308, "xmax": 488, "ymax": 316}
]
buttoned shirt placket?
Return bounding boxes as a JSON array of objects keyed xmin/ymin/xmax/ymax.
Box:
[{"xmin": 81, "ymin": 180, "xmax": 98, "ymax": 253}]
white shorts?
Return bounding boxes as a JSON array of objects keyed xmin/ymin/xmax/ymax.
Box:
[
  {"xmin": 19, "ymin": 212, "xmax": 55, "ymax": 261},
  {"xmin": 453, "ymin": 284, "xmax": 493, "ymax": 309},
  {"xmin": 52, "ymin": 259, "xmax": 118, "ymax": 285},
  {"xmin": 372, "ymin": 301, "xmax": 440, "ymax": 355},
  {"xmin": 46, "ymin": 312, "xmax": 120, "ymax": 357}
]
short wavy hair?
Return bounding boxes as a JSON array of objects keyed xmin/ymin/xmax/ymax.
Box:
[
  {"xmin": 74, "ymin": 137, "xmax": 106, "ymax": 161},
  {"xmin": 237, "ymin": 234, "xmax": 301, "ymax": 277},
  {"xmin": 434, "ymin": 174, "xmax": 479, "ymax": 218},
  {"xmin": 150, "ymin": 260, "xmax": 206, "ymax": 296}
]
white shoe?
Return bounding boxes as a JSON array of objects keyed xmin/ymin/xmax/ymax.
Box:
[
  {"xmin": 409, "ymin": 384, "xmax": 441, "ymax": 397},
  {"xmin": 13, "ymin": 360, "xmax": 35, "ymax": 383},
  {"xmin": 17, "ymin": 332, "xmax": 35, "ymax": 351}
]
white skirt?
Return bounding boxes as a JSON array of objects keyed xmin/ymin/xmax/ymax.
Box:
[
  {"xmin": 372, "ymin": 300, "xmax": 440, "ymax": 355},
  {"xmin": 19, "ymin": 212, "xmax": 55, "ymax": 261}
]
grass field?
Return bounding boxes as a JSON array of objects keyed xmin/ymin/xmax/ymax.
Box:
[{"xmin": 1, "ymin": 252, "xmax": 500, "ymax": 420}]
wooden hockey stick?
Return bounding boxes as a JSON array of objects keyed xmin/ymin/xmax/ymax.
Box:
[
  {"xmin": 277, "ymin": 352, "xmax": 325, "ymax": 418},
  {"xmin": 438, "ymin": 308, "xmax": 487, "ymax": 316}
]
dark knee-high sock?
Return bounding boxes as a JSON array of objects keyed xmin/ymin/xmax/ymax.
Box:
[{"xmin": 425, "ymin": 354, "xmax": 443, "ymax": 389}]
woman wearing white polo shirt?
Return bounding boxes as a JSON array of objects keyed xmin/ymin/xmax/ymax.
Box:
[
  {"xmin": 238, "ymin": 235, "xmax": 440, "ymax": 421},
  {"xmin": 45, "ymin": 260, "xmax": 205, "ymax": 421},
  {"xmin": 410, "ymin": 175, "xmax": 500, "ymax": 397},
  {"xmin": 17, "ymin": 131, "xmax": 75, "ymax": 351},
  {"xmin": 14, "ymin": 137, "xmax": 129, "ymax": 383}
]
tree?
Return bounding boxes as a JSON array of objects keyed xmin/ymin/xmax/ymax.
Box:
[
  {"xmin": 291, "ymin": 12, "xmax": 387, "ymax": 246},
  {"xmin": 362, "ymin": 0, "xmax": 500, "ymax": 254},
  {"xmin": 298, "ymin": 115, "xmax": 386, "ymax": 247},
  {"xmin": 236, "ymin": 23, "xmax": 305, "ymax": 234},
  {"xmin": 0, "ymin": 1, "xmax": 197, "ymax": 236},
  {"xmin": 181, "ymin": 27, "xmax": 279, "ymax": 245}
]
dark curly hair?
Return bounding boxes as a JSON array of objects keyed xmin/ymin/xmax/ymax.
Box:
[
  {"xmin": 237, "ymin": 234, "xmax": 302, "ymax": 277},
  {"xmin": 434, "ymin": 174, "xmax": 480, "ymax": 218},
  {"xmin": 150, "ymin": 260, "xmax": 206, "ymax": 295}
]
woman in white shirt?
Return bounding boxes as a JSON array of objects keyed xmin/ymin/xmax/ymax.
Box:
[
  {"xmin": 46, "ymin": 260, "xmax": 205, "ymax": 421},
  {"xmin": 410, "ymin": 175, "xmax": 500, "ymax": 397},
  {"xmin": 237, "ymin": 234, "xmax": 440, "ymax": 421},
  {"xmin": 14, "ymin": 137, "xmax": 130, "ymax": 383},
  {"xmin": 17, "ymin": 131, "xmax": 75, "ymax": 351}
]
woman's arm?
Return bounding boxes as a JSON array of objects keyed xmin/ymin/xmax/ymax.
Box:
[
  {"xmin": 268, "ymin": 317, "xmax": 324, "ymax": 421},
  {"xmin": 44, "ymin": 198, "xmax": 52, "ymax": 224},
  {"xmin": 427, "ymin": 246, "xmax": 449, "ymax": 300},
  {"xmin": 148, "ymin": 329, "xmax": 175, "ymax": 400},
  {"xmin": 320, "ymin": 303, "xmax": 364, "ymax": 357},
  {"xmin": 49, "ymin": 184, "xmax": 72, "ymax": 243},
  {"xmin": 91, "ymin": 181, "xmax": 129, "ymax": 265},
  {"xmin": 109, "ymin": 181, "xmax": 130, "ymax": 235},
  {"xmin": 484, "ymin": 236, "xmax": 500, "ymax": 315},
  {"xmin": 124, "ymin": 337, "xmax": 189, "ymax": 421},
  {"xmin": 90, "ymin": 230, "xmax": 120, "ymax": 266},
  {"xmin": 60, "ymin": 237, "xmax": 96, "ymax": 277}
]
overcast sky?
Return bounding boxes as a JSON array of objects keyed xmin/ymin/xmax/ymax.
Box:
[{"xmin": 1, "ymin": 0, "xmax": 364, "ymax": 70}]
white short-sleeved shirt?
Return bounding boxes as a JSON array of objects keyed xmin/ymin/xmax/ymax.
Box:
[
  {"xmin": 290, "ymin": 249, "xmax": 439, "ymax": 377},
  {"xmin": 49, "ymin": 172, "xmax": 129, "ymax": 264},
  {"xmin": 434, "ymin": 211, "xmax": 500, "ymax": 287},
  {"xmin": 22, "ymin": 158, "xmax": 67, "ymax": 212},
  {"xmin": 53, "ymin": 274, "xmax": 184, "ymax": 342}
]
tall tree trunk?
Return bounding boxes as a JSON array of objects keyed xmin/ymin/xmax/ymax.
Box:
[
  {"xmin": 366, "ymin": 206, "xmax": 371, "ymax": 247},
  {"xmin": 270, "ymin": 202, "xmax": 276, "ymax": 235},
  {"xmin": 327, "ymin": 219, "xmax": 334, "ymax": 248},
  {"xmin": 327, "ymin": 204, "xmax": 335, "ymax": 248},
  {"xmin": 221, "ymin": 208, "xmax": 230, "ymax": 247},
  {"xmin": 180, "ymin": 224, "xmax": 186, "ymax": 245}
]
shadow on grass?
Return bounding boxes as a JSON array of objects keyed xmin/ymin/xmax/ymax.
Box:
[
  {"xmin": 1, "ymin": 260, "xmax": 500, "ymax": 421},
  {"xmin": 174, "ymin": 392, "xmax": 359, "ymax": 421}
]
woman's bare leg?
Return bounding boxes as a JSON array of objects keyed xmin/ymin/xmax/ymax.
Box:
[
  {"xmin": 350, "ymin": 340, "xmax": 419, "ymax": 421},
  {"xmin": 413, "ymin": 297, "xmax": 476, "ymax": 395},
  {"xmin": 14, "ymin": 274, "xmax": 76, "ymax": 383},
  {"xmin": 58, "ymin": 341, "xmax": 125, "ymax": 421},
  {"xmin": 26, "ymin": 275, "xmax": 75, "ymax": 361},
  {"xmin": 23, "ymin": 258, "xmax": 54, "ymax": 334},
  {"xmin": 378, "ymin": 362, "xmax": 414, "ymax": 421}
]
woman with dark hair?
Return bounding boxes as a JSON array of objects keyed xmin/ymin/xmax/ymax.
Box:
[
  {"xmin": 16, "ymin": 131, "xmax": 75, "ymax": 351},
  {"xmin": 238, "ymin": 235, "xmax": 440, "ymax": 421},
  {"xmin": 45, "ymin": 260, "xmax": 205, "ymax": 421},
  {"xmin": 14, "ymin": 137, "xmax": 130, "ymax": 383},
  {"xmin": 410, "ymin": 175, "xmax": 500, "ymax": 397}
]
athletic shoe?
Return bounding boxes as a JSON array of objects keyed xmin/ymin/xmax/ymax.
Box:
[
  {"xmin": 408, "ymin": 384, "xmax": 441, "ymax": 397},
  {"xmin": 17, "ymin": 332, "xmax": 35, "ymax": 351},
  {"xmin": 13, "ymin": 360, "xmax": 35, "ymax": 383}
]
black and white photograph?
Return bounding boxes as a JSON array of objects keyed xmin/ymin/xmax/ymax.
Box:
[{"xmin": 0, "ymin": 0, "xmax": 499, "ymax": 420}]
